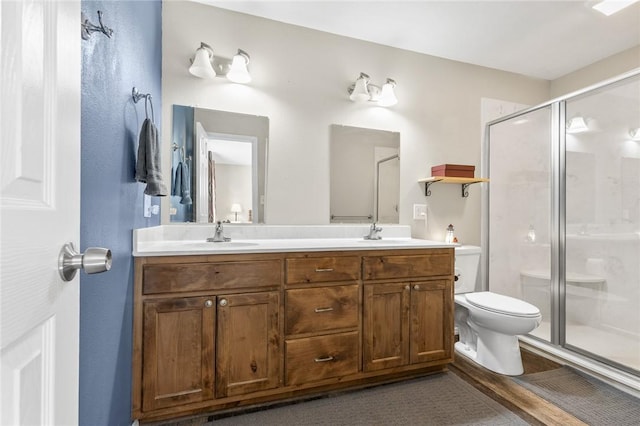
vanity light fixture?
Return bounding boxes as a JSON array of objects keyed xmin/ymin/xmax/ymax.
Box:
[
  {"xmin": 188, "ymin": 43, "xmax": 252, "ymax": 84},
  {"xmin": 566, "ymin": 116, "xmax": 589, "ymax": 134},
  {"xmin": 630, "ymin": 127, "xmax": 640, "ymax": 141},
  {"xmin": 348, "ymin": 73, "xmax": 398, "ymax": 107}
]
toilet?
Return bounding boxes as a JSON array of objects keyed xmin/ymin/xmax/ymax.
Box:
[{"xmin": 454, "ymin": 245, "xmax": 542, "ymax": 375}]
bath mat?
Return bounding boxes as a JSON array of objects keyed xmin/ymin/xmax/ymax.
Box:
[
  {"xmin": 513, "ymin": 366, "xmax": 640, "ymax": 426},
  {"xmin": 200, "ymin": 372, "xmax": 527, "ymax": 425}
]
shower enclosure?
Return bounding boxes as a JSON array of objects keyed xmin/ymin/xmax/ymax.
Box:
[{"xmin": 484, "ymin": 69, "xmax": 640, "ymax": 384}]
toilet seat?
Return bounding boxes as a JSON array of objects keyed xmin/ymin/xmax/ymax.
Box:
[{"xmin": 465, "ymin": 291, "xmax": 540, "ymax": 318}]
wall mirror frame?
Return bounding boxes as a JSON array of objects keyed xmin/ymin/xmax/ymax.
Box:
[
  {"xmin": 170, "ymin": 105, "xmax": 268, "ymax": 224},
  {"xmin": 330, "ymin": 124, "xmax": 400, "ymax": 224}
]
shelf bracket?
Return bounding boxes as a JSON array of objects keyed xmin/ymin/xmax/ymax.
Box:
[
  {"xmin": 424, "ymin": 181, "xmax": 434, "ymax": 196},
  {"xmin": 461, "ymin": 183, "xmax": 471, "ymax": 198}
]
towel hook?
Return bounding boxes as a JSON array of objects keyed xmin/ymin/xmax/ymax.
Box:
[
  {"xmin": 132, "ymin": 87, "xmax": 155, "ymax": 123},
  {"xmin": 81, "ymin": 10, "xmax": 114, "ymax": 40},
  {"xmin": 172, "ymin": 143, "xmax": 186, "ymax": 162}
]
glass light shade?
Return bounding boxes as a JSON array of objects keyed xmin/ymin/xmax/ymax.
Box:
[
  {"xmin": 378, "ymin": 80, "xmax": 398, "ymax": 107},
  {"xmin": 226, "ymin": 52, "xmax": 251, "ymax": 84},
  {"xmin": 350, "ymin": 76, "xmax": 370, "ymax": 102},
  {"xmin": 566, "ymin": 116, "xmax": 589, "ymax": 134},
  {"xmin": 189, "ymin": 46, "xmax": 216, "ymax": 79}
]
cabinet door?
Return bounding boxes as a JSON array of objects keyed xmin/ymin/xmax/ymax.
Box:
[
  {"xmin": 409, "ymin": 280, "xmax": 453, "ymax": 364},
  {"xmin": 363, "ymin": 283, "xmax": 410, "ymax": 371},
  {"xmin": 216, "ymin": 291, "xmax": 280, "ymax": 397},
  {"xmin": 142, "ymin": 297, "xmax": 215, "ymax": 411}
]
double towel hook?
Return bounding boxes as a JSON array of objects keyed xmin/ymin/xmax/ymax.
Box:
[{"xmin": 132, "ymin": 87, "xmax": 154, "ymax": 122}]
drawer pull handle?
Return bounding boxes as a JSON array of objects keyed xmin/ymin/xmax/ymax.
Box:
[
  {"xmin": 314, "ymin": 307, "xmax": 334, "ymax": 313},
  {"xmin": 314, "ymin": 356, "xmax": 335, "ymax": 363},
  {"xmin": 315, "ymin": 268, "xmax": 334, "ymax": 272}
]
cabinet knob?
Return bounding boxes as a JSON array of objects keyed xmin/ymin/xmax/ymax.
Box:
[
  {"xmin": 414, "ymin": 284, "xmax": 420, "ymax": 290},
  {"xmin": 204, "ymin": 299, "xmax": 213, "ymax": 308},
  {"xmin": 219, "ymin": 298, "xmax": 228, "ymax": 307},
  {"xmin": 405, "ymin": 285, "xmax": 410, "ymax": 290}
]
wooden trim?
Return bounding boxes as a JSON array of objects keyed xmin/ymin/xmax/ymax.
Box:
[{"xmin": 450, "ymin": 353, "xmax": 587, "ymax": 426}]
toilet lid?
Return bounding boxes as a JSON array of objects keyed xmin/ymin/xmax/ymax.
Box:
[{"xmin": 465, "ymin": 291, "xmax": 540, "ymax": 318}]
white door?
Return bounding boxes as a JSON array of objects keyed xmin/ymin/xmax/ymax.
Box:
[{"xmin": 1, "ymin": 1, "xmax": 81, "ymax": 425}]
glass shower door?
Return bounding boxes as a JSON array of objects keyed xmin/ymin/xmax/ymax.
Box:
[
  {"xmin": 564, "ymin": 75, "xmax": 640, "ymax": 373},
  {"xmin": 487, "ymin": 106, "xmax": 553, "ymax": 342}
]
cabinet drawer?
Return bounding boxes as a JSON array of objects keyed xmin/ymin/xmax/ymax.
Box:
[
  {"xmin": 285, "ymin": 331, "xmax": 359, "ymax": 385},
  {"xmin": 286, "ymin": 256, "xmax": 360, "ymax": 284},
  {"xmin": 286, "ymin": 285, "xmax": 358, "ymax": 335},
  {"xmin": 362, "ymin": 252, "xmax": 453, "ymax": 281},
  {"xmin": 143, "ymin": 260, "xmax": 281, "ymax": 294}
]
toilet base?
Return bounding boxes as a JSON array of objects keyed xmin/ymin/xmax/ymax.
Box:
[{"xmin": 454, "ymin": 331, "xmax": 524, "ymax": 376}]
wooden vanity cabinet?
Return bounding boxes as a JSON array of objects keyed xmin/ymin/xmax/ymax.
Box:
[
  {"xmin": 362, "ymin": 251, "xmax": 454, "ymax": 372},
  {"xmin": 142, "ymin": 296, "xmax": 215, "ymax": 412},
  {"xmin": 133, "ymin": 255, "xmax": 282, "ymax": 420},
  {"xmin": 284, "ymin": 254, "xmax": 361, "ymax": 386},
  {"xmin": 133, "ymin": 248, "xmax": 453, "ymax": 423},
  {"xmin": 216, "ymin": 291, "xmax": 280, "ymax": 398}
]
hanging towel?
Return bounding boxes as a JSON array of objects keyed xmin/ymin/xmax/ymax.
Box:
[
  {"xmin": 172, "ymin": 162, "xmax": 183, "ymax": 196},
  {"xmin": 135, "ymin": 118, "xmax": 168, "ymax": 196},
  {"xmin": 179, "ymin": 161, "xmax": 192, "ymax": 205}
]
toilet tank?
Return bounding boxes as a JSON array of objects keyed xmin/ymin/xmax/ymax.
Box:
[{"xmin": 454, "ymin": 245, "xmax": 481, "ymax": 294}]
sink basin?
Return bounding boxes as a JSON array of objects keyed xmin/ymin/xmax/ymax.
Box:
[
  {"xmin": 181, "ymin": 241, "xmax": 259, "ymax": 249},
  {"xmin": 358, "ymin": 239, "xmax": 412, "ymax": 244}
]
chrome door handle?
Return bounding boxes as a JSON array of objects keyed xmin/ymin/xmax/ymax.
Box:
[{"xmin": 58, "ymin": 242, "xmax": 112, "ymax": 282}]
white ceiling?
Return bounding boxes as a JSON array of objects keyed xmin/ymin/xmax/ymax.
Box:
[{"xmin": 206, "ymin": 0, "xmax": 640, "ymax": 80}]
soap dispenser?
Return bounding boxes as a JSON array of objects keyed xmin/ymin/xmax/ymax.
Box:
[{"xmin": 445, "ymin": 224, "xmax": 455, "ymax": 244}]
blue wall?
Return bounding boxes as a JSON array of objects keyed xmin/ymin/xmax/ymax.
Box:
[{"xmin": 80, "ymin": 1, "xmax": 162, "ymax": 424}]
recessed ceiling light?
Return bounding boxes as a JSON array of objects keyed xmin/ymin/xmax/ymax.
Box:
[{"xmin": 592, "ymin": 0, "xmax": 640, "ymax": 16}]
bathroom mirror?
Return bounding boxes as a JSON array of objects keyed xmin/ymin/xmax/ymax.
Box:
[
  {"xmin": 170, "ymin": 105, "xmax": 268, "ymax": 223},
  {"xmin": 330, "ymin": 124, "xmax": 400, "ymax": 223}
]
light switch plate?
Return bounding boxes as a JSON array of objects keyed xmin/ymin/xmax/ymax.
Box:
[
  {"xmin": 143, "ymin": 194, "xmax": 152, "ymax": 218},
  {"xmin": 413, "ymin": 204, "xmax": 427, "ymax": 220}
]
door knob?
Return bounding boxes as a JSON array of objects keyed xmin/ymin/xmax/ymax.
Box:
[{"xmin": 58, "ymin": 242, "xmax": 112, "ymax": 282}]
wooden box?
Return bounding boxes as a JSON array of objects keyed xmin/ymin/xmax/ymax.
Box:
[{"xmin": 431, "ymin": 164, "xmax": 475, "ymax": 178}]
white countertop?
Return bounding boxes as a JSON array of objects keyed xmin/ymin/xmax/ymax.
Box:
[{"xmin": 133, "ymin": 225, "xmax": 454, "ymax": 256}]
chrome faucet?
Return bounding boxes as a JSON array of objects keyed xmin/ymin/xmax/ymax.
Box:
[
  {"xmin": 207, "ymin": 221, "xmax": 231, "ymax": 242},
  {"xmin": 364, "ymin": 222, "xmax": 383, "ymax": 240}
]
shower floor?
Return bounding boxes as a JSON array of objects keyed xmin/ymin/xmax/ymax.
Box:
[{"xmin": 530, "ymin": 320, "xmax": 640, "ymax": 372}]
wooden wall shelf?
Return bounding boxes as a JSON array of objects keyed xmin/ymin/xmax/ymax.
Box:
[{"xmin": 418, "ymin": 177, "xmax": 490, "ymax": 197}]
